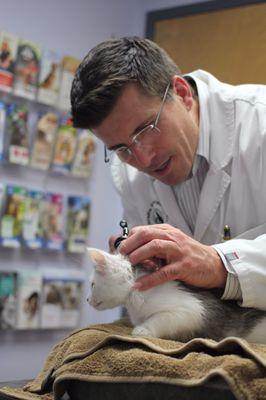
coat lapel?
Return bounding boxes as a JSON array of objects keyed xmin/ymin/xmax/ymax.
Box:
[
  {"xmin": 194, "ymin": 165, "xmax": 231, "ymax": 242},
  {"xmin": 152, "ymin": 180, "xmax": 192, "ymax": 236},
  {"xmin": 152, "ymin": 166, "xmax": 231, "ymax": 242}
]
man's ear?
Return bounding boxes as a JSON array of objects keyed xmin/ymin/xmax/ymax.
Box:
[{"xmin": 171, "ymin": 75, "xmax": 193, "ymax": 109}]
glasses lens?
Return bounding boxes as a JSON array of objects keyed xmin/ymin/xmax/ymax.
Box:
[
  {"xmin": 135, "ymin": 124, "xmax": 160, "ymax": 146},
  {"xmin": 105, "ymin": 148, "xmax": 130, "ymax": 165},
  {"xmin": 116, "ymin": 147, "xmax": 131, "ymax": 162}
]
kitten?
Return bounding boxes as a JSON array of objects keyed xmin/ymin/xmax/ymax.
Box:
[{"xmin": 87, "ymin": 248, "xmax": 266, "ymax": 343}]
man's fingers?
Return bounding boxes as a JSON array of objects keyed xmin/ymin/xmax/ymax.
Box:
[
  {"xmin": 129, "ymin": 239, "xmax": 182, "ymax": 265},
  {"xmin": 120, "ymin": 225, "xmax": 175, "ymax": 254},
  {"xmin": 119, "ymin": 227, "xmax": 156, "ymax": 254}
]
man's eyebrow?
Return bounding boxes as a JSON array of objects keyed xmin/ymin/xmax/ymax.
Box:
[
  {"xmin": 133, "ymin": 117, "xmax": 153, "ymax": 135},
  {"xmin": 107, "ymin": 115, "xmax": 155, "ymax": 151}
]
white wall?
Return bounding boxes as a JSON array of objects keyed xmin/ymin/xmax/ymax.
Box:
[{"xmin": 0, "ymin": 0, "xmax": 144, "ymax": 58}]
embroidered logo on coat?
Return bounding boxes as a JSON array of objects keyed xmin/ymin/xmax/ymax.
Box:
[{"xmin": 147, "ymin": 201, "xmax": 168, "ymax": 224}]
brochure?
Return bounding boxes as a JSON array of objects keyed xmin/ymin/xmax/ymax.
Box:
[
  {"xmin": 37, "ymin": 48, "xmax": 61, "ymax": 106},
  {"xmin": 16, "ymin": 270, "xmax": 42, "ymax": 329},
  {"xmin": 0, "ymin": 31, "xmax": 18, "ymax": 92},
  {"xmin": 41, "ymin": 268, "xmax": 84, "ymax": 328},
  {"xmin": 0, "ymin": 271, "xmax": 17, "ymax": 329},
  {"xmin": 13, "ymin": 38, "xmax": 41, "ymax": 100},
  {"xmin": 60, "ymin": 277, "xmax": 84, "ymax": 328},
  {"xmin": 0, "ymin": 101, "xmax": 6, "ymax": 161},
  {"xmin": 7, "ymin": 103, "xmax": 29, "ymax": 165},
  {"xmin": 0, "ymin": 184, "xmax": 27, "ymax": 248},
  {"xmin": 30, "ymin": 111, "xmax": 59, "ymax": 170},
  {"xmin": 67, "ymin": 195, "xmax": 90, "ymax": 253},
  {"xmin": 71, "ymin": 129, "xmax": 96, "ymax": 178},
  {"xmin": 41, "ymin": 192, "xmax": 64, "ymax": 250},
  {"xmin": 0, "ymin": 183, "xmax": 5, "ymax": 214},
  {"xmin": 52, "ymin": 121, "xmax": 77, "ymax": 173},
  {"xmin": 41, "ymin": 277, "xmax": 62, "ymax": 328},
  {"xmin": 22, "ymin": 189, "xmax": 44, "ymax": 249},
  {"xmin": 58, "ymin": 56, "xmax": 80, "ymax": 110}
]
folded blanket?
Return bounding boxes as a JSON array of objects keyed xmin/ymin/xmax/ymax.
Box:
[{"xmin": 0, "ymin": 319, "xmax": 265, "ymax": 400}]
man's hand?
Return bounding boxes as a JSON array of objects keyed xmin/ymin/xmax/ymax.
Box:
[{"xmin": 118, "ymin": 224, "xmax": 227, "ymax": 291}]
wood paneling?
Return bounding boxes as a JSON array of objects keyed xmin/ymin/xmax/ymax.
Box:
[{"xmin": 149, "ymin": 2, "xmax": 266, "ymax": 84}]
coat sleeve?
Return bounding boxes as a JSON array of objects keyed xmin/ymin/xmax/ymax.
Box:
[{"xmin": 213, "ymin": 234, "xmax": 266, "ymax": 310}]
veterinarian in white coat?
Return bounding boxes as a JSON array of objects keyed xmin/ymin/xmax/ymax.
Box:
[
  {"xmin": 111, "ymin": 70, "xmax": 266, "ymax": 311},
  {"xmin": 71, "ymin": 38, "xmax": 266, "ymax": 311}
]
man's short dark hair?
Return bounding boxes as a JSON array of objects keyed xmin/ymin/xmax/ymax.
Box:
[{"xmin": 71, "ymin": 37, "xmax": 181, "ymax": 129}]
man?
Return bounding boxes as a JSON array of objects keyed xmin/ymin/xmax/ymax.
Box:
[{"xmin": 71, "ymin": 37, "xmax": 266, "ymax": 310}]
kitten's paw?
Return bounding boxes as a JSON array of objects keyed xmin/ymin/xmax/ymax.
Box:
[{"xmin": 132, "ymin": 326, "xmax": 153, "ymax": 337}]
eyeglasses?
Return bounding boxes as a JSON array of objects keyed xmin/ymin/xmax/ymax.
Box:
[{"xmin": 104, "ymin": 82, "xmax": 171, "ymax": 163}]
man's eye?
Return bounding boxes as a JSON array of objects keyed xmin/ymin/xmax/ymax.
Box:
[{"xmin": 116, "ymin": 146, "xmax": 128, "ymax": 154}]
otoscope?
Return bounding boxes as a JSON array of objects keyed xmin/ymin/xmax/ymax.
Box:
[{"xmin": 114, "ymin": 220, "xmax": 129, "ymax": 249}]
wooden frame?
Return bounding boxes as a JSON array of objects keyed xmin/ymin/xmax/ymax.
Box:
[{"xmin": 145, "ymin": 0, "xmax": 266, "ymax": 84}]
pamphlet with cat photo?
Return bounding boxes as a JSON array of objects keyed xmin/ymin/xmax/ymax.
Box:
[
  {"xmin": 7, "ymin": 104, "xmax": 29, "ymax": 165},
  {"xmin": 0, "ymin": 101, "xmax": 6, "ymax": 161},
  {"xmin": 60, "ymin": 277, "xmax": 84, "ymax": 328},
  {"xmin": 67, "ymin": 195, "xmax": 90, "ymax": 253},
  {"xmin": 58, "ymin": 55, "xmax": 80, "ymax": 110},
  {"xmin": 41, "ymin": 272, "xmax": 63, "ymax": 328},
  {"xmin": 41, "ymin": 192, "xmax": 64, "ymax": 250},
  {"xmin": 40, "ymin": 268, "xmax": 84, "ymax": 329},
  {"xmin": 30, "ymin": 111, "xmax": 59, "ymax": 170},
  {"xmin": 16, "ymin": 270, "xmax": 42, "ymax": 329},
  {"xmin": 0, "ymin": 271, "xmax": 17, "ymax": 329},
  {"xmin": 22, "ymin": 189, "xmax": 44, "ymax": 249},
  {"xmin": 52, "ymin": 120, "xmax": 77, "ymax": 173},
  {"xmin": 13, "ymin": 38, "xmax": 41, "ymax": 100},
  {"xmin": 0, "ymin": 184, "xmax": 27, "ymax": 248},
  {"xmin": 0, "ymin": 31, "xmax": 18, "ymax": 92},
  {"xmin": 37, "ymin": 48, "xmax": 61, "ymax": 106},
  {"xmin": 71, "ymin": 129, "xmax": 96, "ymax": 178}
]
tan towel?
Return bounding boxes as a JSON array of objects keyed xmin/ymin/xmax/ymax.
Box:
[{"xmin": 0, "ymin": 318, "xmax": 266, "ymax": 400}]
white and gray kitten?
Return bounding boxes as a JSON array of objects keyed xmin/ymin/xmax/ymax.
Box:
[{"xmin": 87, "ymin": 248, "xmax": 266, "ymax": 343}]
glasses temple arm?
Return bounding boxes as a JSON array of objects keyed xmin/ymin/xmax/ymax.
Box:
[{"xmin": 154, "ymin": 82, "xmax": 171, "ymax": 126}]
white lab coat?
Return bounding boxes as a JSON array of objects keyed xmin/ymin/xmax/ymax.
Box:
[{"xmin": 111, "ymin": 70, "xmax": 266, "ymax": 310}]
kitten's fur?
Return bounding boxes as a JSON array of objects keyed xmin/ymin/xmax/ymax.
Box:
[{"xmin": 87, "ymin": 248, "xmax": 266, "ymax": 343}]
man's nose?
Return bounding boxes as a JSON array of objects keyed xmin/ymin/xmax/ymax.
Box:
[{"xmin": 131, "ymin": 145, "xmax": 156, "ymax": 168}]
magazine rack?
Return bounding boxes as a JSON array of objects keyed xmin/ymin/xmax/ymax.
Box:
[{"xmin": 0, "ymin": 81, "xmax": 93, "ymax": 331}]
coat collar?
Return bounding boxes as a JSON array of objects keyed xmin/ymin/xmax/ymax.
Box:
[{"xmin": 189, "ymin": 70, "xmax": 235, "ymax": 169}]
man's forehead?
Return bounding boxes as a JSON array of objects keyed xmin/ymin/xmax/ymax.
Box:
[{"xmin": 93, "ymin": 84, "xmax": 159, "ymax": 143}]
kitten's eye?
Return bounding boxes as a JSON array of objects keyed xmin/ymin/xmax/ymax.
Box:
[{"xmin": 91, "ymin": 282, "xmax": 95, "ymax": 289}]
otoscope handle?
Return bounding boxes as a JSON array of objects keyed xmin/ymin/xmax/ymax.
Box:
[{"xmin": 114, "ymin": 220, "xmax": 129, "ymax": 249}]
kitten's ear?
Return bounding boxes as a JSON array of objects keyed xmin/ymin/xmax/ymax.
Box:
[{"xmin": 87, "ymin": 247, "xmax": 108, "ymax": 274}]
